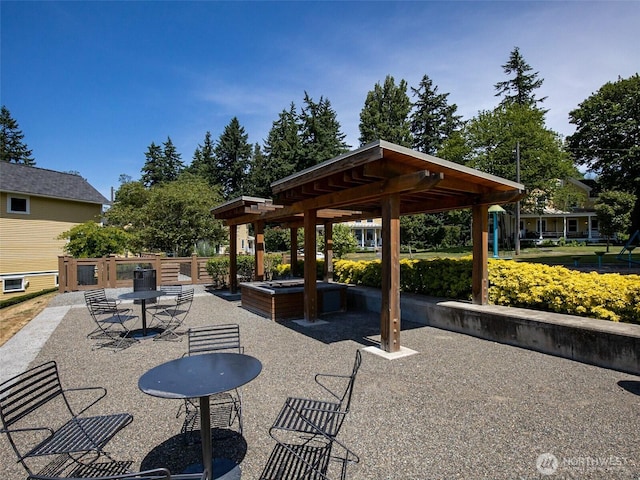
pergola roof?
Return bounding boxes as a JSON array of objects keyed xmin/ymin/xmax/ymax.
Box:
[{"xmin": 212, "ymin": 140, "xmax": 525, "ymax": 226}]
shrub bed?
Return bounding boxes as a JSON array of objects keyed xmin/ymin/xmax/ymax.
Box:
[{"xmin": 333, "ymin": 258, "xmax": 640, "ymax": 324}]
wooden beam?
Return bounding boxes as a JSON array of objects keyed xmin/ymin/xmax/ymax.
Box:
[
  {"xmin": 304, "ymin": 209, "xmax": 318, "ymax": 321},
  {"xmin": 229, "ymin": 225, "xmax": 238, "ymax": 294},
  {"xmin": 254, "ymin": 221, "xmax": 265, "ymax": 281},
  {"xmin": 380, "ymin": 193, "xmax": 401, "ymax": 353},
  {"xmin": 472, "ymin": 204, "xmax": 488, "ymax": 305}
]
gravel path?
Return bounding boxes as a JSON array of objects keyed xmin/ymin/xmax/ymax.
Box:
[{"xmin": 1, "ymin": 288, "xmax": 638, "ymax": 479}]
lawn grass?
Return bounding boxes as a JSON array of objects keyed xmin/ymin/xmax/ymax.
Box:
[{"xmin": 343, "ymin": 244, "xmax": 640, "ymax": 268}]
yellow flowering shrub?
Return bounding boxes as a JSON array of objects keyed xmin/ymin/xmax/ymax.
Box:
[{"xmin": 332, "ymin": 257, "xmax": 640, "ymax": 324}]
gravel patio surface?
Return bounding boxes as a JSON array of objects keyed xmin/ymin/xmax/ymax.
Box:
[{"xmin": 1, "ymin": 287, "xmax": 639, "ymax": 480}]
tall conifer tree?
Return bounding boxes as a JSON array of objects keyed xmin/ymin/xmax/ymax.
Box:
[
  {"xmin": 359, "ymin": 75, "xmax": 412, "ymax": 147},
  {"xmin": 214, "ymin": 117, "xmax": 251, "ymax": 199},
  {"xmin": 494, "ymin": 47, "xmax": 546, "ymax": 108},
  {"xmin": 410, "ymin": 75, "xmax": 462, "ymax": 155},
  {"xmin": 0, "ymin": 106, "xmax": 35, "ymax": 165}
]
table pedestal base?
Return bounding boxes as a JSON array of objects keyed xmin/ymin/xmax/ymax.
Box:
[{"xmin": 183, "ymin": 457, "xmax": 241, "ymax": 479}]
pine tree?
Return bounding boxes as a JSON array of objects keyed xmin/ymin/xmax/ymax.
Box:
[
  {"xmin": 494, "ymin": 47, "xmax": 546, "ymax": 108},
  {"xmin": 189, "ymin": 131, "xmax": 217, "ymax": 186},
  {"xmin": 359, "ymin": 75, "xmax": 413, "ymax": 147},
  {"xmin": 410, "ymin": 75, "xmax": 462, "ymax": 155},
  {"xmin": 298, "ymin": 92, "xmax": 349, "ymax": 170},
  {"xmin": 262, "ymin": 103, "xmax": 302, "ymax": 183},
  {"xmin": 140, "ymin": 137, "xmax": 184, "ymax": 187},
  {"xmin": 140, "ymin": 142, "xmax": 164, "ymax": 187},
  {"xmin": 1, "ymin": 106, "xmax": 35, "ymax": 165},
  {"xmin": 161, "ymin": 137, "xmax": 184, "ymax": 182},
  {"xmin": 214, "ymin": 117, "xmax": 252, "ymax": 199},
  {"xmin": 246, "ymin": 143, "xmax": 271, "ymax": 198}
]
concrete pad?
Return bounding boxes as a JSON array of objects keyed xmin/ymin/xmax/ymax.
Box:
[
  {"xmin": 292, "ymin": 319, "xmax": 329, "ymax": 327},
  {"xmin": 363, "ymin": 345, "xmax": 418, "ymax": 360},
  {"xmin": 0, "ymin": 306, "xmax": 70, "ymax": 384}
]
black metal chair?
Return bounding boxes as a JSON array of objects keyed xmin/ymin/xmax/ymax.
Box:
[
  {"xmin": 146, "ymin": 285, "xmax": 183, "ymax": 316},
  {"xmin": 262, "ymin": 398, "xmax": 359, "ymax": 480},
  {"xmin": 269, "ymin": 350, "xmax": 362, "ymax": 440},
  {"xmin": 151, "ymin": 288, "xmax": 194, "ymax": 341},
  {"xmin": 178, "ymin": 325, "xmax": 244, "ymax": 443},
  {"xmin": 0, "ymin": 361, "xmax": 133, "ymax": 479},
  {"xmin": 84, "ymin": 289, "xmax": 138, "ymax": 350},
  {"xmin": 26, "ymin": 468, "xmax": 207, "ymax": 479}
]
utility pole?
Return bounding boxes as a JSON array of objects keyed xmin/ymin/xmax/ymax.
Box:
[{"xmin": 515, "ymin": 142, "xmax": 521, "ymax": 255}]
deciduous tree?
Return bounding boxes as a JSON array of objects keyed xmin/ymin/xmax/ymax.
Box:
[
  {"xmin": 58, "ymin": 222, "xmax": 130, "ymax": 257},
  {"xmin": 568, "ymin": 74, "xmax": 640, "ymax": 233},
  {"xmin": 595, "ymin": 190, "xmax": 637, "ymax": 252}
]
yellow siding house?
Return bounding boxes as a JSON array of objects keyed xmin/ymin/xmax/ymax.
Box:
[{"xmin": 0, "ymin": 162, "xmax": 108, "ymax": 301}]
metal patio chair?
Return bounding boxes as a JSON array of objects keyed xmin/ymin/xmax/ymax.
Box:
[
  {"xmin": 84, "ymin": 289, "xmax": 138, "ymax": 350},
  {"xmin": 178, "ymin": 324, "xmax": 244, "ymax": 443},
  {"xmin": 27, "ymin": 468, "xmax": 207, "ymax": 479},
  {"xmin": 146, "ymin": 285, "xmax": 183, "ymax": 316},
  {"xmin": 151, "ymin": 288, "xmax": 194, "ymax": 341},
  {"xmin": 263, "ymin": 398, "xmax": 359, "ymax": 480},
  {"xmin": 269, "ymin": 350, "xmax": 362, "ymax": 441},
  {"xmin": 0, "ymin": 361, "xmax": 133, "ymax": 479}
]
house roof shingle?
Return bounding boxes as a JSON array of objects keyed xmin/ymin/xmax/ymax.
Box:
[{"xmin": 0, "ymin": 162, "xmax": 108, "ymax": 205}]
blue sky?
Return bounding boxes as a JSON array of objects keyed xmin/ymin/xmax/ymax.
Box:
[{"xmin": 2, "ymin": 1, "xmax": 638, "ymax": 200}]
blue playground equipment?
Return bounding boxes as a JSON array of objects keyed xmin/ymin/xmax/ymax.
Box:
[{"xmin": 617, "ymin": 230, "xmax": 639, "ymax": 267}]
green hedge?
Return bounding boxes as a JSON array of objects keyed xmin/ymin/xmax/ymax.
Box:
[
  {"xmin": 0, "ymin": 288, "xmax": 58, "ymax": 309},
  {"xmin": 333, "ymin": 258, "xmax": 640, "ymax": 324}
]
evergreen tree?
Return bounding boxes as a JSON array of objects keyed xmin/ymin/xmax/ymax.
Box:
[
  {"xmin": 410, "ymin": 75, "xmax": 462, "ymax": 155},
  {"xmin": 140, "ymin": 137, "xmax": 184, "ymax": 187},
  {"xmin": 246, "ymin": 143, "xmax": 271, "ymax": 198},
  {"xmin": 298, "ymin": 92, "xmax": 349, "ymax": 170},
  {"xmin": 0, "ymin": 106, "xmax": 35, "ymax": 165},
  {"xmin": 494, "ymin": 47, "xmax": 546, "ymax": 108},
  {"xmin": 359, "ymin": 75, "xmax": 413, "ymax": 147},
  {"xmin": 161, "ymin": 136, "xmax": 184, "ymax": 182},
  {"xmin": 189, "ymin": 131, "xmax": 217, "ymax": 186},
  {"xmin": 262, "ymin": 104, "xmax": 302, "ymax": 184},
  {"xmin": 140, "ymin": 142, "xmax": 164, "ymax": 187},
  {"xmin": 214, "ymin": 117, "xmax": 252, "ymax": 199}
]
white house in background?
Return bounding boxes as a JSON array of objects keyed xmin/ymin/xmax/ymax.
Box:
[
  {"xmin": 519, "ymin": 178, "xmax": 603, "ymax": 243},
  {"xmin": 342, "ymin": 218, "xmax": 382, "ymax": 249}
]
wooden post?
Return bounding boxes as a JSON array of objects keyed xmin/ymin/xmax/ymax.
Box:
[
  {"xmin": 290, "ymin": 227, "xmax": 299, "ymax": 277},
  {"xmin": 304, "ymin": 209, "xmax": 318, "ymax": 321},
  {"xmin": 323, "ymin": 221, "xmax": 334, "ymax": 282},
  {"xmin": 108, "ymin": 255, "xmax": 117, "ymax": 288},
  {"xmin": 191, "ymin": 253, "xmax": 198, "ymax": 284},
  {"xmin": 381, "ymin": 194, "xmax": 401, "ymax": 353},
  {"xmin": 472, "ymin": 204, "xmax": 489, "ymax": 305},
  {"xmin": 255, "ymin": 220, "xmax": 265, "ymax": 281},
  {"xmin": 58, "ymin": 256, "xmax": 66, "ymax": 293},
  {"xmin": 229, "ymin": 225, "xmax": 238, "ymax": 294}
]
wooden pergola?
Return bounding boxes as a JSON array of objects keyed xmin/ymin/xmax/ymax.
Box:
[{"xmin": 212, "ymin": 140, "xmax": 525, "ymax": 353}]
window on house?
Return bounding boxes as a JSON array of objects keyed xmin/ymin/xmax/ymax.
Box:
[
  {"xmin": 568, "ymin": 219, "xmax": 578, "ymax": 233},
  {"xmin": 8, "ymin": 195, "xmax": 30, "ymax": 214},
  {"xmin": 591, "ymin": 218, "xmax": 599, "ymax": 230},
  {"xmin": 3, "ymin": 277, "xmax": 25, "ymax": 293}
]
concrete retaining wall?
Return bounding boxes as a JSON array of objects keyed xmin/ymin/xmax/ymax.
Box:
[{"xmin": 347, "ymin": 286, "xmax": 640, "ymax": 375}]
